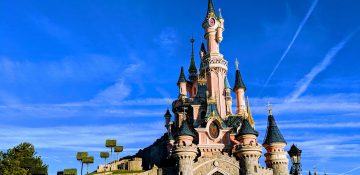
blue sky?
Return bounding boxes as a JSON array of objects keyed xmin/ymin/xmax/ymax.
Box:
[{"xmin": 1, "ymin": 0, "xmax": 360, "ymax": 174}]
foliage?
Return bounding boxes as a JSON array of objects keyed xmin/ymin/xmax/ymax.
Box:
[
  {"xmin": 114, "ymin": 146, "xmax": 123, "ymax": 153},
  {"xmin": 105, "ymin": 140, "xmax": 116, "ymax": 148},
  {"xmin": 0, "ymin": 142, "xmax": 48, "ymax": 175},
  {"xmin": 100, "ymin": 152, "xmax": 109, "ymax": 159},
  {"xmin": 82, "ymin": 156, "xmax": 94, "ymax": 164},
  {"xmin": 76, "ymin": 152, "xmax": 88, "ymax": 161},
  {"xmin": 64, "ymin": 168, "xmax": 77, "ymax": 175}
]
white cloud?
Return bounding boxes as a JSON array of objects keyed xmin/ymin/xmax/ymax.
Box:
[
  {"xmin": 0, "ymin": 122, "xmax": 165, "ymax": 152},
  {"xmin": 287, "ymin": 30, "xmax": 358, "ymax": 102},
  {"xmin": 154, "ymin": 28, "xmax": 178, "ymax": 55}
]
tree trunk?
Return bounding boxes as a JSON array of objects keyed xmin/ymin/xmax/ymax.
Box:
[{"xmin": 81, "ymin": 162, "xmax": 84, "ymax": 175}]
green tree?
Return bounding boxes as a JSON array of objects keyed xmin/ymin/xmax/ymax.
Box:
[
  {"xmin": 63, "ymin": 168, "xmax": 77, "ymax": 175},
  {"xmin": 0, "ymin": 142, "xmax": 48, "ymax": 175},
  {"xmin": 82, "ymin": 156, "xmax": 94, "ymax": 175},
  {"xmin": 100, "ymin": 152, "xmax": 109, "ymax": 174},
  {"xmin": 105, "ymin": 139, "xmax": 116, "ymax": 170},
  {"xmin": 76, "ymin": 152, "xmax": 88, "ymax": 175},
  {"xmin": 114, "ymin": 146, "xmax": 123, "ymax": 161}
]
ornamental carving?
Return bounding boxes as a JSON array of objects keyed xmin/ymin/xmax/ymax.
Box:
[{"xmin": 192, "ymin": 154, "xmax": 240, "ymax": 175}]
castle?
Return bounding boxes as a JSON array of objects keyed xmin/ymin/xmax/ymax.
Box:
[{"xmin": 114, "ymin": 1, "xmax": 304, "ymax": 175}]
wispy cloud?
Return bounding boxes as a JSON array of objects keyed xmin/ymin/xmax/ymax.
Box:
[
  {"xmin": 261, "ymin": 0, "xmax": 319, "ymax": 94},
  {"xmin": 249, "ymin": 93, "xmax": 360, "ymax": 115},
  {"xmin": 287, "ymin": 30, "xmax": 358, "ymax": 102},
  {"xmin": 154, "ymin": 28, "xmax": 178, "ymax": 55},
  {"xmin": 0, "ymin": 123, "xmax": 165, "ymax": 151}
]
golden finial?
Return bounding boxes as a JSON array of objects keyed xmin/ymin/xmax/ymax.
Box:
[
  {"xmin": 267, "ymin": 101, "xmax": 272, "ymax": 115},
  {"xmin": 235, "ymin": 58, "xmax": 239, "ymax": 70}
]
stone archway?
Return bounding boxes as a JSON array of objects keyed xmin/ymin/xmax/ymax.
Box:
[
  {"xmin": 192, "ymin": 154, "xmax": 240, "ymax": 175},
  {"xmin": 212, "ymin": 171, "xmax": 224, "ymax": 175}
]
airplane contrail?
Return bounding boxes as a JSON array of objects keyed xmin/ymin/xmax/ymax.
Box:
[
  {"xmin": 260, "ymin": 0, "xmax": 319, "ymax": 95},
  {"xmin": 287, "ymin": 29, "xmax": 358, "ymax": 102},
  {"xmin": 338, "ymin": 166, "xmax": 360, "ymax": 175}
]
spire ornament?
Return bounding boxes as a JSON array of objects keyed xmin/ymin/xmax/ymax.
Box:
[
  {"xmin": 267, "ymin": 102, "xmax": 273, "ymax": 115},
  {"xmin": 235, "ymin": 58, "xmax": 239, "ymax": 70},
  {"xmin": 188, "ymin": 36, "xmax": 198, "ymax": 80}
]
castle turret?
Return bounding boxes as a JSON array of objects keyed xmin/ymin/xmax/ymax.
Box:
[
  {"xmin": 263, "ymin": 103, "xmax": 289, "ymax": 175},
  {"xmin": 188, "ymin": 37, "xmax": 198, "ymax": 82},
  {"xmin": 164, "ymin": 109, "xmax": 172, "ymax": 131},
  {"xmin": 235, "ymin": 119, "xmax": 262, "ymax": 175},
  {"xmin": 224, "ymin": 76, "xmax": 233, "ymax": 115},
  {"xmin": 174, "ymin": 121, "xmax": 198, "ymax": 175},
  {"xmin": 177, "ymin": 67, "xmax": 187, "ymax": 98},
  {"xmin": 199, "ymin": 41, "xmax": 207, "ymax": 59},
  {"xmin": 216, "ymin": 8, "xmax": 224, "ymax": 43},
  {"xmin": 233, "ymin": 59, "xmax": 246, "ymax": 116}
]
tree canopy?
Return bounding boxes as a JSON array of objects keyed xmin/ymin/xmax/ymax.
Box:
[{"xmin": 0, "ymin": 142, "xmax": 48, "ymax": 175}]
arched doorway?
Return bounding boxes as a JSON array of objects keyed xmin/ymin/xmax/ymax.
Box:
[{"xmin": 212, "ymin": 172, "xmax": 224, "ymax": 175}]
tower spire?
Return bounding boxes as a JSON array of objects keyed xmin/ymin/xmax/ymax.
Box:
[
  {"xmin": 188, "ymin": 37, "xmax": 197, "ymax": 81},
  {"xmin": 206, "ymin": 0, "xmax": 216, "ymax": 18},
  {"xmin": 233, "ymin": 60, "xmax": 246, "ymax": 91},
  {"xmin": 246, "ymin": 96, "xmax": 255, "ymax": 127},
  {"xmin": 218, "ymin": 8, "xmax": 223, "ymax": 19}
]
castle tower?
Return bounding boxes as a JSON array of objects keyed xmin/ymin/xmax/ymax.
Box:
[
  {"xmin": 174, "ymin": 121, "xmax": 198, "ymax": 175},
  {"xmin": 188, "ymin": 37, "xmax": 198, "ymax": 82},
  {"xmin": 263, "ymin": 104, "xmax": 289, "ymax": 175},
  {"xmin": 224, "ymin": 76, "xmax": 233, "ymax": 115},
  {"xmin": 233, "ymin": 59, "xmax": 247, "ymax": 116},
  {"xmin": 177, "ymin": 67, "xmax": 187, "ymax": 98},
  {"xmin": 235, "ymin": 119, "xmax": 262, "ymax": 175},
  {"xmin": 202, "ymin": 0, "xmax": 228, "ymax": 118},
  {"xmin": 188, "ymin": 38, "xmax": 198, "ymax": 98},
  {"xmin": 164, "ymin": 109, "xmax": 172, "ymax": 131}
]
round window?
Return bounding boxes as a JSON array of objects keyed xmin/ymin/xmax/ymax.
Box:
[{"xmin": 209, "ymin": 121, "xmax": 220, "ymax": 138}]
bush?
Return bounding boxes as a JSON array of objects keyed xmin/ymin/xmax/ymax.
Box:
[
  {"xmin": 100, "ymin": 152, "xmax": 109, "ymax": 159},
  {"xmin": 64, "ymin": 168, "xmax": 77, "ymax": 175},
  {"xmin": 106, "ymin": 140, "xmax": 116, "ymax": 148}
]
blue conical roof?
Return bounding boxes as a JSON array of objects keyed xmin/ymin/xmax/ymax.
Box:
[
  {"xmin": 164, "ymin": 109, "xmax": 172, "ymax": 118},
  {"xmin": 206, "ymin": 0, "xmax": 215, "ymax": 17},
  {"xmin": 224, "ymin": 76, "xmax": 231, "ymax": 89},
  {"xmin": 236, "ymin": 119, "xmax": 259, "ymax": 137},
  {"xmin": 177, "ymin": 67, "xmax": 187, "ymax": 85},
  {"xmin": 176, "ymin": 121, "xmax": 196, "ymax": 137},
  {"xmin": 263, "ymin": 115, "xmax": 286, "ymax": 145},
  {"xmin": 233, "ymin": 69, "xmax": 246, "ymax": 91}
]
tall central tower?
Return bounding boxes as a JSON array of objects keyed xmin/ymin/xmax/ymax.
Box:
[{"xmin": 202, "ymin": 0, "xmax": 228, "ymax": 118}]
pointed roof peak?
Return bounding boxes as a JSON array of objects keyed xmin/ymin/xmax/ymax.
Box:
[
  {"xmin": 224, "ymin": 76, "xmax": 231, "ymax": 89},
  {"xmin": 263, "ymin": 114, "xmax": 286, "ymax": 145},
  {"xmin": 164, "ymin": 109, "xmax": 172, "ymax": 118},
  {"xmin": 177, "ymin": 66, "xmax": 187, "ymax": 85},
  {"xmin": 207, "ymin": 0, "xmax": 216, "ymax": 17},
  {"xmin": 288, "ymin": 144, "xmax": 302, "ymax": 154},
  {"xmin": 236, "ymin": 119, "xmax": 259, "ymax": 137},
  {"xmin": 246, "ymin": 97, "xmax": 255, "ymax": 126},
  {"xmin": 176, "ymin": 121, "xmax": 196, "ymax": 137},
  {"xmin": 200, "ymin": 41, "xmax": 207, "ymax": 55},
  {"xmin": 218, "ymin": 8, "xmax": 223, "ymax": 19},
  {"xmin": 188, "ymin": 37, "xmax": 197, "ymax": 75},
  {"xmin": 233, "ymin": 70, "xmax": 246, "ymax": 91}
]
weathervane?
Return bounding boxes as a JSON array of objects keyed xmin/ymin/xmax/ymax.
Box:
[
  {"xmin": 267, "ymin": 101, "xmax": 272, "ymax": 115},
  {"xmin": 235, "ymin": 58, "xmax": 239, "ymax": 70}
]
